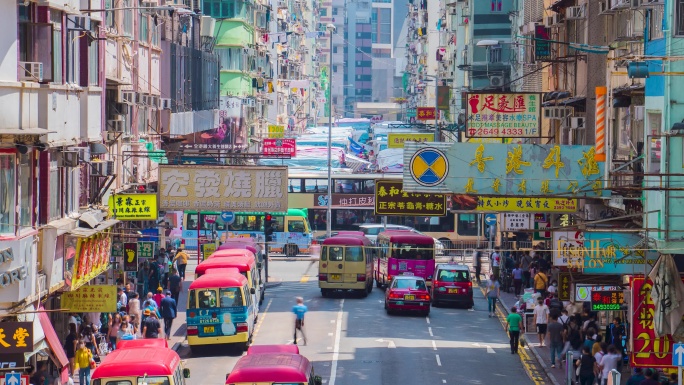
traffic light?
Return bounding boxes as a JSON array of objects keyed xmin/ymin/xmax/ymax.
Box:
[{"xmin": 264, "ymin": 213, "xmax": 274, "ymax": 242}]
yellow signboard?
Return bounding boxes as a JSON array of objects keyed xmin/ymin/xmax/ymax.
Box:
[
  {"xmin": 109, "ymin": 194, "xmax": 158, "ymax": 220},
  {"xmin": 69, "ymin": 231, "xmax": 112, "ymax": 291},
  {"xmin": 476, "ymin": 197, "xmax": 577, "ymax": 212},
  {"xmin": 268, "ymin": 125, "xmax": 285, "ymax": 138},
  {"xmin": 202, "ymin": 243, "xmax": 217, "ymax": 261},
  {"xmin": 387, "ymin": 133, "xmax": 434, "ymax": 148},
  {"xmin": 62, "ymin": 285, "xmax": 117, "ymax": 313}
]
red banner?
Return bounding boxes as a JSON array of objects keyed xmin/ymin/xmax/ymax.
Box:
[
  {"xmin": 631, "ymin": 277, "xmax": 677, "ymax": 368},
  {"xmin": 416, "ymin": 107, "xmax": 436, "ymax": 121},
  {"xmin": 263, "ymin": 138, "xmax": 296, "ymax": 156}
]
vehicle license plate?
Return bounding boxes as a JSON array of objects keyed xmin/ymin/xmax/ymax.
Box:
[
  {"xmin": 331, "ymin": 274, "xmax": 341, "ymax": 280},
  {"xmin": 204, "ymin": 326, "xmax": 214, "ymax": 333},
  {"xmin": 448, "ymin": 289, "xmax": 458, "ymax": 294},
  {"xmin": 404, "ymin": 295, "xmax": 415, "ymax": 300}
]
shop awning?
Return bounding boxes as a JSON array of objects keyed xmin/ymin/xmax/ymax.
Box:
[
  {"xmin": 68, "ymin": 219, "xmax": 119, "ymax": 238},
  {"xmin": 0, "ymin": 128, "xmax": 56, "ymax": 135},
  {"xmin": 44, "ymin": 217, "xmax": 78, "ymax": 236},
  {"xmin": 38, "ymin": 307, "xmax": 69, "ymax": 383}
]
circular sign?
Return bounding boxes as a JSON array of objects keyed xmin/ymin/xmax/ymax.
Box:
[
  {"xmin": 409, "ymin": 147, "xmax": 449, "ymax": 187},
  {"xmin": 220, "ymin": 211, "xmax": 235, "ymax": 225},
  {"xmin": 484, "ymin": 214, "xmax": 497, "ymax": 226}
]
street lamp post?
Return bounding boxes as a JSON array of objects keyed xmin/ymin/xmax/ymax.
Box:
[
  {"xmin": 326, "ymin": 24, "xmax": 336, "ymax": 238},
  {"xmin": 435, "ymin": 71, "xmax": 440, "ymax": 142}
]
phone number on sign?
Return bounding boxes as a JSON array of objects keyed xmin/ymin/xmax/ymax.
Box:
[{"xmin": 467, "ymin": 127, "xmax": 539, "ymax": 137}]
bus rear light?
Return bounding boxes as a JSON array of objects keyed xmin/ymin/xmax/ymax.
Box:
[
  {"xmin": 318, "ymin": 274, "xmax": 327, "ymax": 281},
  {"xmin": 187, "ymin": 326, "xmax": 198, "ymax": 336},
  {"xmin": 357, "ymin": 274, "xmax": 366, "ymax": 282},
  {"xmin": 236, "ymin": 323, "xmax": 249, "ymax": 333},
  {"xmin": 386, "ymin": 275, "xmax": 392, "ymax": 282}
]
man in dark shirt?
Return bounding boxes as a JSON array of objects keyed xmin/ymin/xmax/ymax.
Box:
[
  {"xmin": 547, "ymin": 314, "xmax": 565, "ymax": 368},
  {"xmin": 160, "ymin": 290, "xmax": 178, "ymax": 340},
  {"xmin": 168, "ymin": 269, "xmax": 182, "ymax": 304},
  {"xmin": 142, "ymin": 309, "xmax": 162, "ymax": 339},
  {"xmin": 639, "ymin": 368, "xmax": 660, "ymax": 385}
]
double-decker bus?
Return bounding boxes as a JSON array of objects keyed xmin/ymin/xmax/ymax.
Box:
[
  {"xmin": 287, "ymin": 171, "xmax": 485, "ymax": 254},
  {"xmin": 375, "ymin": 231, "xmax": 435, "ymax": 287},
  {"xmin": 182, "ymin": 209, "xmax": 312, "ymax": 257}
]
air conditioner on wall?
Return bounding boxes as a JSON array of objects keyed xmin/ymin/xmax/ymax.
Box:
[
  {"xmin": 120, "ymin": 91, "xmax": 135, "ymax": 104},
  {"xmin": 564, "ymin": 116, "xmax": 585, "ymax": 128},
  {"xmin": 18, "ymin": 62, "xmax": 43, "ymax": 82},
  {"xmin": 107, "ymin": 120, "xmax": 124, "ymax": 132},
  {"xmin": 566, "ymin": 5, "xmax": 586, "ymax": 19},
  {"xmin": 58, "ymin": 151, "xmax": 80, "ymax": 168},
  {"xmin": 489, "ymin": 75, "xmax": 505, "ymax": 87},
  {"xmin": 161, "ymin": 98, "xmax": 172, "ymax": 110},
  {"xmin": 543, "ymin": 108, "xmax": 554, "ymax": 119}
]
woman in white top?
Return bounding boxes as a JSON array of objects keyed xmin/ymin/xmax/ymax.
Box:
[{"xmin": 598, "ymin": 345, "xmax": 622, "ymax": 385}]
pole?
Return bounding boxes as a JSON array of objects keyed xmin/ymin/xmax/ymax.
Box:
[
  {"xmin": 326, "ymin": 25, "xmax": 334, "ymax": 238},
  {"xmin": 435, "ymin": 68, "xmax": 440, "ymax": 141}
]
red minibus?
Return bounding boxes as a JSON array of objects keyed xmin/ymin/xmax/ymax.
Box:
[
  {"xmin": 210, "ymin": 249, "xmax": 258, "ymax": 260},
  {"xmin": 91, "ymin": 347, "xmax": 189, "ymax": 385},
  {"xmin": 225, "ymin": 352, "xmax": 322, "ymax": 385},
  {"xmin": 247, "ymin": 344, "xmax": 300, "ymax": 355},
  {"xmin": 115, "ymin": 338, "xmax": 168, "ymax": 350},
  {"xmin": 375, "ymin": 231, "xmax": 435, "ymax": 287}
]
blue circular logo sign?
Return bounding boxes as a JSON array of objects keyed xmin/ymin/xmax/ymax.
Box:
[{"xmin": 409, "ymin": 147, "xmax": 449, "ymax": 187}]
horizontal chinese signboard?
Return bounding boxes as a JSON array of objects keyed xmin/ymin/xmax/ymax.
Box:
[
  {"xmin": 268, "ymin": 125, "xmax": 285, "ymax": 138},
  {"xmin": 416, "ymin": 107, "xmax": 436, "ymax": 121},
  {"xmin": 62, "ymin": 285, "xmax": 117, "ymax": 313},
  {"xmin": 582, "ymin": 232, "xmax": 658, "ymax": 274},
  {"xmin": 631, "ymin": 277, "xmax": 679, "ymax": 368},
  {"xmin": 313, "ymin": 194, "xmax": 375, "ymax": 208},
  {"xmin": 451, "ymin": 196, "xmax": 578, "ymax": 212},
  {"xmin": 0, "ymin": 323, "xmax": 33, "ymax": 353},
  {"xmin": 109, "ymin": 193, "xmax": 158, "ymax": 220},
  {"xmin": 465, "ymin": 92, "xmax": 542, "ymax": 138},
  {"xmin": 375, "ymin": 180, "xmax": 446, "ymax": 216},
  {"xmin": 403, "ymin": 142, "xmax": 604, "ymax": 198},
  {"xmin": 158, "ymin": 165, "xmax": 288, "ymax": 214},
  {"xmin": 387, "ymin": 133, "xmax": 434, "ymax": 149},
  {"xmin": 590, "ymin": 290, "xmax": 625, "ymax": 311},
  {"xmin": 263, "ymin": 138, "xmax": 296, "ymax": 156}
]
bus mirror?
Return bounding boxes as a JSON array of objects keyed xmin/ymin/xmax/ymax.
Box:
[
  {"xmin": 250, "ymin": 288, "xmax": 256, "ymax": 295},
  {"xmin": 314, "ymin": 375, "xmax": 323, "ymax": 385},
  {"xmin": 183, "ymin": 368, "xmax": 191, "ymax": 378}
]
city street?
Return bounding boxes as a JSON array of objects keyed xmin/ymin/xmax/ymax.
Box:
[{"xmin": 175, "ymin": 260, "xmax": 534, "ymax": 385}]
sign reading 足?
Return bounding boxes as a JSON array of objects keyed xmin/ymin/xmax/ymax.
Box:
[
  {"xmin": 62, "ymin": 285, "xmax": 117, "ymax": 313},
  {"xmin": 465, "ymin": 93, "xmax": 542, "ymax": 138},
  {"xmin": 0, "ymin": 323, "xmax": 33, "ymax": 354},
  {"xmin": 108, "ymin": 194, "xmax": 158, "ymax": 220},
  {"xmin": 374, "ymin": 181, "xmax": 446, "ymax": 216},
  {"xmin": 123, "ymin": 243, "xmax": 138, "ymax": 272},
  {"xmin": 158, "ymin": 166, "xmax": 288, "ymax": 214}
]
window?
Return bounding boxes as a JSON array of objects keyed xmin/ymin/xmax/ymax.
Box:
[
  {"xmin": 204, "ymin": 0, "xmax": 252, "ymax": 19},
  {"xmin": 393, "ymin": 243, "xmax": 433, "ymax": 260},
  {"xmin": 491, "ymin": 0, "xmax": 503, "ymax": 11},
  {"xmin": 288, "ymin": 220, "xmax": 305, "ymax": 233},
  {"xmin": 18, "ymin": 153, "xmax": 33, "ymax": 229},
  {"xmin": 457, "ymin": 213, "xmax": 480, "ymax": 236},
  {"xmin": 437, "ymin": 269, "xmax": 470, "ymax": 282},
  {"xmin": 320, "ymin": 8, "xmax": 328, "ymax": 16},
  {"xmin": 139, "ymin": 13, "xmax": 148, "ymax": 42},
  {"xmin": 219, "ymin": 287, "xmax": 243, "ymax": 307},
  {"xmin": 0, "ymin": 154, "xmax": 16, "ymax": 235},
  {"xmin": 88, "ymin": 23, "xmax": 99, "ymax": 86},
  {"xmin": 371, "ymin": 8, "xmax": 391, "ymax": 44},
  {"xmin": 151, "ymin": 22, "xmax": 160, "ymax": 46},
  {"xmin": 333, "ymin": 7, "xmax": 338, "ymax": 15},
  {"xmin": 678, "ymin": 0, "xmax": 684, "ymax": 35},
  {"xmin": 105, "ymin": 0, "xmax": 115, "ymax": 30},
  {"xmin": 216, "ymin": 48, "xmax": 245, "ymax": 71},
  {"xmin": 122, "ymin": 0, "xmax": 134, "ymax": 37},
  {"xmin": 198, "ymin": 289, "xmax": 217, "ymax": 308},
  {"xmin": 49, "ymin": 161, "xmax": 61, "ymax": 221},
  {"xmin": 65, "ymin": 168, "xmax": 78, "ymax": 215},
  {"xmin": 186, "ymin": 214, "xmax": 198, "ymax": 230},
  {"xmin": 304, "ymin": 178, "xmax": 328, "ymax": 193},
  {"xmin": 18, "ymin": 17, "xmax": 55, "ymax": 82},
  {"xmin": 66, "ymin": 21, "xmax": 80, "ymax": 84},
  {"xmin": 51, "ymin": 11, "xmax": 63, "ymax": 84},
  {"xmin": 392, "ymin": 278, "xmax": 426, "ymax": 290},
  {"xmin": 328, "ymin": 246, "xmax": 344, "ymax": 261},
  {"xmin": 345, "ymin": 246, "xmax": 363, "ymax": 262},
  {"xmin": 135, "ymin": 377, "xmax": 169, "ymax": 385},
  {"xmin": 188, "ymin": 290, "xmax": 196, "ymax": 308},
  {"xmin": 489, "ymin": 45, "xmax": 502, "ymax": 63},
  {"xmin": 320, "ymin": 246, "xmax": 328, "ymax": 261}
]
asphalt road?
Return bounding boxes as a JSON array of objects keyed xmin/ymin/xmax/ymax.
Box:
[{"xmin": 177, "ymin": 260, "xmax": 534, "ymax": 385}]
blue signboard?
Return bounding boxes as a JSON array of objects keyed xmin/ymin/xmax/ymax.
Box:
[
  {"xmin": 674, "ymin": 343, "xmax": 684, "ymax": 366},
  {"xmin": 484, "ymin": 214, "xmax": 497, "ymax": 226},
  {"xmin": 403, "ymin": 142, "xmax": 604, "ymax": 197},
  {"xmin": 220, "ymin": 212, "xmax": 235, "ymax": 224},
  {"xmin": 582, "ymin": 232, "xmax": 658, "ymax": 274},
  {"xmin": 5, "ymin": 373, "xmax": 21, "ymax": 385}
]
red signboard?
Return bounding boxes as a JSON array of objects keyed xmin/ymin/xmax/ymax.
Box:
[
  {"xmin": 416, "ymin": 107, "xmax": 436, "ymax": 121},
  {"xmin": 263, "ymin": 138, "xmax": 296, "ymax": 156},
  {"xmin": 631, "ymin": 277, "xmax": 678, "ymax": 368}
]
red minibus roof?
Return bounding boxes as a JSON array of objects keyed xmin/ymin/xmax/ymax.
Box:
[
  {"xmin": 378, "ymin": 232, "xmax": 434, "ymax": 245},
  {"xmin": 247, "ymin": 344, "xmax": 300, "ymax": 355},
  {"xmin": 196, "ymin": 255, "xmax": 256, "ymax": 276},
  {"xmin": 336, "ymin": 231, "xmax": 365, "ymax": 237},
  {"xmin": 115, "ymin": 339, "xmax": 168, "ymax": 350},
  {"xmin": 226, "ymin": 353, "xmax": 312, "ymax": 384},
  {"xmin": 210, "ymin": 248, "xmax": 256, "ymax": 259},
  {"xmin": 323, "ymin": 236, "xmax": 372, "ymax": 246},
  {"xmin": 189, "ymin": 268, "xmax": 246, "ymax": 290},
  {"xmin": 92, "ymin": 347, "xmax": 180, "ymax": 379}
]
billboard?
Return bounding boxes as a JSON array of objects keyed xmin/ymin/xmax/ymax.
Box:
[
  {"xmin": 314, "ymin": 194, "xmax": 375, "ymax": 208},
  {"xmin": 263, "ymin": 138, "xmax": 296, "ymax": 156},
  {"xmin": 553, "ymin": 230, "xmax": 584, "ymax": 267},
  {"xmin": 375, "ymin": 181, "xmax": 446, "ymax": 216},
  {"xmin": 416, "ymin": 107, "xmax": 436, "ymax": 121},
  {"xmin": 158, "ymin": 165, "xmax": 288, "ymax": 214},
  {"xmin": 404, "ymin": 142, "xmax": 604, "ymax": 198},
  {"xmin": 631, "ymin": 277, "xmax": 678, "ymax": 368},
  {"xmin": 268, "ymin": 125, "xmax": 285, "ymax": 138},
  {"xmin": 451, "ymin": 196, "xmax": 578, "ymax": 213},
  {"xmin": 387, "ymin": 133, "xmax": 434, "ymax": 149},
  {"xmin": 108, "ymin": 193, "xmax": 158, "ymax": 220},
  {"xmin": 62, "ymin": 285, "xmax": 117, "ymax": 313},
  {"xmin": 67, "ymin": 231, "xmax": 112, "ymax": 291},
  {"xmin": 465, "ymin": 93, "xmax": 542, "ymax": 138},
  {"xmin": 582, "ymin": 232, "xmax": 658, "ymax": 274}
]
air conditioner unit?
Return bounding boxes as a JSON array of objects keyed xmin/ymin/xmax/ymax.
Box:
[
  {"xmin": 633, "ymin": 105, "xmax": 645, "ymax": 120},
  {"xmin": 489, "ymin": 75, "xmax": 505, "ymax": 87},
  {"xmin": 522, "ymin": 22, "xmax": 536, "ymax": 35},
  {"xmin": 134, "ymin": 93, "xmax": 143, "ymax": 105},
  {"xmin": 543, "ymin": 108, "xmax": 555, "ymax": 119},
  {"xmin": 630, "ymin": 0, "xmax": 643, "ymax": 7},
  {"xmin": 71, "ymin": 16, "xmax": 91, "ymax": 31},
  {"xmin": 552, "ymin": 13, "xmax": 564, "ymax": 26},
  {"xmin": 58, "ymin": 151, "xmax": 80, "ymax": 168},
  {"xmin": 150, "ymin": 96, "xmax": 160, "ymax": 109},
  {"xmin": 646, "ymin": 0, "xmax": 664, "ymax": 4},
  {"xmin": 161, "ymin": 98, "xmax": 172, "ymax": 110},
  {"xmin": 544, "ymin": 16, "xmax": 555, "ymax": 28},
  {"xmin": 557, "ymin": 107, "xmax": 572, "ymax": 118},
  {"xmin": 107, "ymin": 120, "xmax": 124, "ymax": 132},
  {"xmin": 106, "ymin": 132, "xmax": 119, "ymax": 142},
  {"xmin": 142, "ymin": 0, "xmax": 159, "ymax": 7},
  {"xmin": 120, "ymin": 91, "xmax": 135, "ymax": 104},
  {"xmin": 599, "ymin": 0, "xmax": 616, "ymax": 14},
  {"xmin": 566, "ymin": 5, "xmax": 586, "ymax": 19},
  {"xmin": 111, "ymin": 114, "xmax": 125, "ymax": 122},
  {"xmin": 571, "ymin": 117, "xmax": 585, "ymax": 128},
  {"xmin": 91, "ymin": 160, "xmax": 114, "ymax": 177},
  {"xmin": 611, "ymin": 0, "xmax": 630, "ymax": 9},
  {"xmin": 267, "ymin": 99, "xmax": 274, "ymax": 105},
  {"xmin": 18, "ymin": 62, "xmax": 43, "ymax": 82}
]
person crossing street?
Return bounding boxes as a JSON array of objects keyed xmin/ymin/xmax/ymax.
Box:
[{"xmin": 292, "ymin": 297, "xmax": 308, "ymax": 345}]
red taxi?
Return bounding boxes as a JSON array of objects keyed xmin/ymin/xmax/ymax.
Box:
[
  {"xmin": 384, "ymin": 273, "xmax": 431, "ymax": 316},
  {"xmin": 431, "ymin": 264, "xmax": 474, "ymax": 308}
]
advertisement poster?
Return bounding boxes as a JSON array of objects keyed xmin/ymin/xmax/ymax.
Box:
[
  {"xmin": 123, "ymin": 243, "xmax": 138, "ymax": 272},
  {"xmin": 387, "ymin": 133, "xmax": 434, "ymax": 149},
  {"xmin": 64, "ymin": 237, "xmax": 78, "ymax": 289},
  {"xmin": 590, "ymin": 290, "xmax": 625, "ymax": 311},
  {"xmin": 465, "ymin": 93, "xmax": 542, "ymax": 138},
  {"xmin": 138, "ymin": 241, "xmax": 155, "ymax": 259},
  {"xmin": 553, "ymin": 231, "xmax": 584, "ymax": 267},
  {"xmin": 263, "ymin": 138, "xmax": 296, "ymax": 156},
  {"xmin": 374, "ymin": 181, "xmax": 446, "ymax": 216},
  {"xmin": 582, "ymin": 232, "xmax": 658, "ymax": 274},
  {"xmin": 62, "ymin": 285, "xmax": 117, "ymax": 313},
  {"xmin": 70, "ymin": 232, "xmax": 112, "ymax": 291},
  {"xmin": 416, "ymin": 107, "xmax": 436, "ymax": 121}
]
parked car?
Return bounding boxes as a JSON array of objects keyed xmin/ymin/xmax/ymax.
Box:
[
  {"xmin": 384, "ymin": 273, "xmax": 431, "ymax": 316},
  {"xmin": 431, "ymin": 264, "xmax": 474, "ymax": 308},
  {"xmin": 356, "ymin": 224, "xmax": 445, "ymax": 255}
]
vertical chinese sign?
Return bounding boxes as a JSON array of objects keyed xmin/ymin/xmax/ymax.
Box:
[
  {"xmin": 631, "ymin": 277, "xmax": 677, "ymax": 368},
  {"xmin": 219, "ymin": 96, "xmax": 246, "ymax": 150},
  {"xmin": 123, "ymin": 243, "xmax": 138, "ymax": 272}
]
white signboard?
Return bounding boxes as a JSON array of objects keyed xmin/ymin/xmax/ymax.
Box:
[
  {"xmin": 504, "ymin": 213, "xmax": 532, "ymax": 231},
  {"xmin": 553, "ymin": 231, "xmax": 585, "ymax": 267}
]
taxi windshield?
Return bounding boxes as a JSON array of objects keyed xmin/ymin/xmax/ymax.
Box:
[
  {"xmin": 392, "ymin": 279, "xmax": 426, "ymax": 290},
  {"xmin": 438, "ymin": 270, "xmax": 470, "ymax": 282}
]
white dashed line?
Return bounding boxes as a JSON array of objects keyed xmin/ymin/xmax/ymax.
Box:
[
  {"xmin": 329, "ymin": 299, "xmax": 345, "ymax": 385},
  {"xmin": 432, "ymin": 340, "xmax": 437, "ymax": 350},
  {"xmin": 442, "ymin": 380, "xmax": 447, "ymax": 383},
  {"xmin": 426, "ymin": 317, "xmax": 430, "ymax": 324},
  {"xmin": 428, "ymin": 327, "xmax": 433, "ymax": 337},
  {"xmin": 435, "ymin": 354, "xmax": 442, "ymax": 366}
]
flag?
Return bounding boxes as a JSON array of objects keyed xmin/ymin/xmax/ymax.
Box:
[{"xmin": 648, "ymin": 254, "xmax": 684, "ymax": 337}]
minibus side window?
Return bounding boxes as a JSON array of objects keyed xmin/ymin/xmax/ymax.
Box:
[
  {"xmin": 251, "ymin": 267, "xmax": 257, "ymax": 289},
  {"xmin": 188, "ymin": 290, "xmax": 196, "ymax": 308},
  {"xmin": 243, "ymin": 285, "xmax": 252, "ymax": 307},
  {"xmin": 173, "ymin": 366, "xmax": 182, "ymax": 385},
  {"xmin": 219, "ymin": 288, "xmax": 243, "ymax": 307},
  {"xmin": 320, "ymin": 246, "xmax": 328, "ymax": 261},
  {"xmin": 104, "ymin": 381, "xmax": 131, "ymax": 385}
]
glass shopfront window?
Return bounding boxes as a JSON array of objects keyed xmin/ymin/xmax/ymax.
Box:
[{"xmin": 0, "ymin": 154, "xmax": 15, "ymax": 234}]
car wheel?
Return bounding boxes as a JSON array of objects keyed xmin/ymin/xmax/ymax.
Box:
[
  {"xmin": 321, "ymin": 289, "xmax": 328, "ymax": 298},
  {"xmin": 367, "ymin": 282, "xmax": 373, "ymax": 294},
  {"xmin": 423, "ymin": 309, "xmax": 431, "ymax": 317}
]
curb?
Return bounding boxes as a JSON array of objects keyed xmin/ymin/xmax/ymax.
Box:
[{"xmin": 171, "ymin": 341, "xmax": 182, "ymax": 352}]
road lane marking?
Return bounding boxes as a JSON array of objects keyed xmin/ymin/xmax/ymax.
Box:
[
  {"xmin": 375, "ymin": 339, "xmax": 396, "ymax": 348},
  {"xmin": 472, "ymin": 342, "xmax": 496, "ymax": 354},
  {"xmin": 435, "ymin": 354, "xmax": 442, "ymax": 366},
  {"xmin": 300, "ymin": 275, "xmax": 310, "ymax": 283},
  {"xmin": 428, "ymin": 327, "xmax": 433, "ymax": 337},
  {"xmin": 426, "ymin": 317, "xmax": 430, "ymax": 324},
  {"xmin": 432, "ymin": 340, "xmax": 437, "ymax": 350},
  {"xmin": 329, "ymin": 299, "xmax": 344, "ymax": 385},
  {"xmin": 328, "ymin": 332, "xmax": 333, "ymax": 336},
  {"xmin": 442, "ymin": 380, "xmax": 446, "ymax": 383},
  {"xmin": 252, "ymin": 298, "xmax": 273, "ymax": 339}
]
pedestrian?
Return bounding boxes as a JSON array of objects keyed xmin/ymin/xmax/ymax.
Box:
[
  {"xmin": 485, "ymin": 274, "xmax": 500, "ymax": 318},
  {"xmin": 142, "ymin": 309, "xmax": 162, "ymax": 339},
  {"xmin": 592, "ymin": 335, "xmax": 604, "ymax": 356},
  {"xmin": 576, "ymin": 346, "xmax": 597, "ymax": 385},
  {"xmin": 75, "ymin": 340, "xmax": 94, "ymax": 385},
  {"xmin": 30, "ymin": 362, "xmax": 49, "ymax": 385},
  {"xmin": 490, "ymin": 247, "xmax": 501, "ymax": 280},
  {"xmin": 158, "ymin": 248, "xmax": 170, "ymax": 286},
  {"xmin": 506, "ymin": 306, "xmax": 523, "ymax": 354},
  {"xmin": 639, "ymin": 369, "xmax": 660, "ymax": 385},
  {"xmin": 168, "ymin": 268, "xmax": 182, "ymax": 304},
  {"xmin": 547, "ymin": 313, "xmax": 564, "ymax": 368},
  {"xmin": 292, "ymin": 297, "xmax": 308, "ymax": 345},
  {"xmin": 533, "ymin": 297, "xmax": 549, "ymax": 347},
  {"xmin": 172, "ymin": 247, "xmax": 190, "ymax": 280},
  {"xmin": 148, "ymin": 259, "xmax": 161, "ymax": 296},
  {"xmin": 118, "ymin": 316, "xmax": 135, "ymax": 341},
  {"xmin": 473, "ymin": 248, "xmax": 482, "ymax": 284},
  {"xmin": 117, "ymin": 287, "xmax": 127, "ymax": 308},
  {"xmin": 139, "ymin": 261, "xmax": 150, "ymax": 296},
  {"xmin": 606, "ymin": 317, "xmax": 625, "ymax": 357},
  {"xmin": 625, "ymin": 368, "xmax": 645, "ymax": 385},
  {"xmin": 534, "ymin": 268, "xmax": 549, "ymax": 298},
  {"xmin": 152, "ymin": 287, "xmax": 165, "ymax": 308},
  {"xmin": 80, "ymin": 325, "xmax": 100, "ymax": 357},
  {"xmin": 128, "ymin": 292, "xmax": 142, "ymax": 334},
  {"xmin": 64, "ymin": 323, "xmax": 78, "ymax": 375},
  {"xmin": 583, "ymin": 328, "xmax": 597, "ymax": 351},
  {"xmin": 160, "ymin": 290, "xmax": 177, "ymax": 340},
  {"xmin": 512, "ymin": 263, "xmax": 523, "ymax": 296},
  {"xmin": 547, "ymin": 279, "xmax": 558, "ymax": 296},
  {"xmin": 594, "ymin": 342, "xmax": 607, "ymax": 384},
  {"xmin": 598, "ymin": 345, "xmax": 621, "ymax": 385},
  {"xmin": 107, "ymin": 313, "xmax": 122, "ymax": 351}
]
